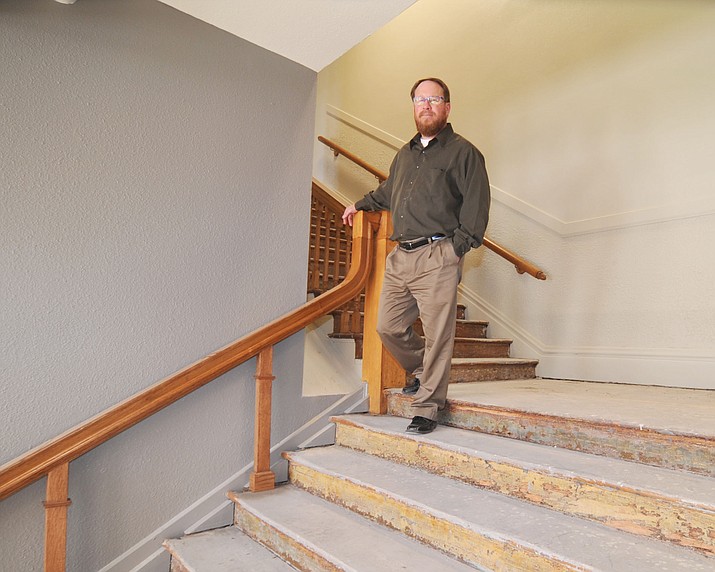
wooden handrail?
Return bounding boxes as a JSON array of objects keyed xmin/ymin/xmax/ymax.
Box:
[
  {"xmin": 318, "ymin": 135, "xmax": 547, "ymax": 281},
  {"xmin": 0, "ymin": 211, "xmax": 381, "ymax": 503}
]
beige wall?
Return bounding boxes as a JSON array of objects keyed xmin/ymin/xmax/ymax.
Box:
[{"xmin": 314, "ymin": 0, "xmax": 715, "ymax": 388}]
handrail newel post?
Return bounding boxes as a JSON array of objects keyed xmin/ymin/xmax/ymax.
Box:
[
  {"xmin": 361, "ymin": 211, "xmax": 404, "ymax": 414},
  {"xmin": 249, "ymin": 347, "xmax": 276, "ymax": 492},
  {"xmin": 43, "ymin": 462, "xmax": 71, "ymax": 572}
]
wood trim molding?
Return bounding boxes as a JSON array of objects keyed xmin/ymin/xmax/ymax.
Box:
[
  {"xmin": 326, "ymin": 105, "xmax": 403, "ymax": 150},
  {"xmin": 323, "ymin": 105, "xmax": 715, "ymax": 236}
]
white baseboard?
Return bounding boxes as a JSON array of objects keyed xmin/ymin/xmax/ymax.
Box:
[
  {"xmin": 98, "ymin": 387, "xmax": 368, "ymax": 571},
  {"xmin": 459, "ymin": 285, "xmax": 715, "ymax": 390}
]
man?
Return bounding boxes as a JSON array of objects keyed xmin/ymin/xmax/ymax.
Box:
[{"xmin": 342, "ymin": 77, "xmax": 490, "ymax": 435}]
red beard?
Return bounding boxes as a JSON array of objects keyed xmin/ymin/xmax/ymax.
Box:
[{"xmin": 415, "ymin": 112, "xmax": 447, "ymax": 138}]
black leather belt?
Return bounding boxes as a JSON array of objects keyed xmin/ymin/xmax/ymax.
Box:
[{"xmin": 398, "ymin": 234, "xmax": 446, "ymax": 251}]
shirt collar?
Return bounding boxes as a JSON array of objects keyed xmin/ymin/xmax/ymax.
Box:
[{"xmin": 410, "ymin": 123, "xmax": 455, "ymax": 149}]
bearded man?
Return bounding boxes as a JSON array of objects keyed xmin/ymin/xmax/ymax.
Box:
[{"xmin": 342, "ymin": 77, "xmax": 490, "ymax": 434}]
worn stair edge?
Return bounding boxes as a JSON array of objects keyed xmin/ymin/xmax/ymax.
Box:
[
  {"xmin": 228, "ymin": 486, "xmax": 481, "ymax": 572},
  {"xmin": 163, "ymin": 527, "xmax": 297, "ymax": 572},
  {"xmin": 285, "ymin": 447, "xmax": 715, "ymax": 572},
  {"xmin": 332, "ymin": 414, "xmax": 715, "ymax": 554},
  {"xmin": 387, "ymin": 390, "xmax": 715, "ymax": 477}
]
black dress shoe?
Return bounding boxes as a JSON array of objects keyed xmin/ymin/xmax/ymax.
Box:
[
  {"xmin": 402, "ymin": 378, "xmax": 420, "ymax": 395},
  {"xmin": 406, "ymin": 416, "xmax": 437, "ymax": 434}
]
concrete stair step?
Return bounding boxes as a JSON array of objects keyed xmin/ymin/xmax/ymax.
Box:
[
  {"xmin": 438, "ymin": 379, "xmax": 714, "ymax": 477},
  {"xmin": 285, "ymin": 446, "xmax": 714, "ymax": 571},
  {"xmin": 388, "ymin": 379, "xmax": 715, "ymax": 476},
  {"xmin": 164, "ymin": 527, "xmax": 297, "ymax": 571},
  {"xmin": 228, "ymin": 485, "xmax": 480, "ymax": 571},
  {"xmin": 453, "ymin": 337, "xmax": 512, "ymax": 358},
  {"xmin": 332, "ymin": 414, "xmax": 715, "ymax": 554}
]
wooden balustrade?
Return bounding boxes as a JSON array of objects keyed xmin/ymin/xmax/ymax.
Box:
[
  {"xmin": 306, "ymin": 182, "xmax": 404, "ymax": 411},
  {"xmin": 310, "ymin": 181, "xmax": 366, "ymax": 357},
  {"xmin": 309, "ymin": 180, "xmax": 353, "ymax": 295},
  {"xmin": 317, "ymin": 135, "xmax": 547, "ymax": 281},
  {"xmin": 0, "ymin": 210, "xmax": 384, "ymax": 572}
]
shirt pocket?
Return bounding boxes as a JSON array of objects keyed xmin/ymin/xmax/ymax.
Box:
[{"xmin": 424, "ymin": 165, "xmax": 447, "ymax": 184}]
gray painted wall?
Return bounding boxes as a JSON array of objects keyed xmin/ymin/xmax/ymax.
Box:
[{"xmin": 1, "ymin": 1, "xmax": 332, "ymax": 569}]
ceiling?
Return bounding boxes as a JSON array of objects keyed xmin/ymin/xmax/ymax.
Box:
[{"xmin": 155, "ymin": 0, "xmax": 419, "ymax": 72}]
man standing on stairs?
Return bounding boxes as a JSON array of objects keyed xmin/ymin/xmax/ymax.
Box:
[{"xmin": 342, "ymin": 77, "xmax": 490, "ymax": 435}]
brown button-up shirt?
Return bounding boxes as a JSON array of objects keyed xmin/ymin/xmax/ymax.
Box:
[{"xmin": 354, "ymin": 123, "xmax": 490, "ymax": 258}]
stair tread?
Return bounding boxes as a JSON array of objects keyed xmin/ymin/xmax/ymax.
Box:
[
  {"xmin": 445, "ymin": 379, "xmax": 715, "ymax": 438},
  {"xmin": 232, "ymin": 485, "xmax": 478, "ymax": 571},
  {"xmin": 164, "ymin": 527, "xmax": 297, "ymax": 571},
  {"xmin": 335, "ymin": 414, "xmax": 715, "ymax": 507},
  {"xmin": 286, "ymin": 446, "xmax": 714, "ymax": 571}
]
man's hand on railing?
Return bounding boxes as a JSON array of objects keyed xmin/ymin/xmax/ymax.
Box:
[{"xmin": 342, "ymin": 203, "xmax": 358, "ymax": 227}]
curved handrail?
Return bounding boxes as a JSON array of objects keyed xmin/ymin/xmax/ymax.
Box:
[
  {"xmin": 0, "ymin": 211, "xmax": 381, "ymax": 501},
  {"xmin": 318, "ymin": 135, "xmax": 547, "ymax": 281}
]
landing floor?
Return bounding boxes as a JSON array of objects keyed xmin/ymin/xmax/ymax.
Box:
[{"xmin": 446, "ymin": 379, "xmax": 715, "ymax": 437}]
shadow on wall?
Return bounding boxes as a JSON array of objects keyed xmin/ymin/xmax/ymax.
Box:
[{"xmin": 303, "ymin": 315, "xmax": 364, "ymax": 397}]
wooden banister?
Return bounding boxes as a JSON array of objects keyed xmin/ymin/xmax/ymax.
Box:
[
  {"xmin": 0, "ymin": 211, "xmax": 380, "ymax": 503},
  {"xmin": 0, "ymin": 209, "xmax": 385, "ymax": 571},
  {"xmin": 318, "ymin": 135, "xmax": 547, "ymax": 281}
]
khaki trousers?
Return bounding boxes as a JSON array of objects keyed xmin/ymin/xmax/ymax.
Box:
[{"xmin": 377, "ymin": 239, "xmax": 463, "ymax": 420}]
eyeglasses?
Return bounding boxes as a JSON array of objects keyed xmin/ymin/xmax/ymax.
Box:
[{"xmin": 413, "ymin": 96, "xmax": 446, "ymax": 106}]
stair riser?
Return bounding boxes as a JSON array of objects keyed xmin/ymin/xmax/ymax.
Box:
[
  {"xmin": 233, "ymin": 500, "xmax": 343, "ymax": 572},
  {"xmin": 335, "ymin": 421, "xmax": 715, "ymax": 554},
  {"xmin": 450, "ymin": 362, "xmax": 536, "ymax": 381},
  {"xmin": 414, "ymin": 321, "xmax": 487, "ymax": 338},
  {"xmin": 453, "ymin": 340, "xmax": 511, "ymax": 358},
  {"xmin": 389, "ymin": 394, "xmax": 714, "ymax": 478},
  {"xmin": 287, "ymin": 460, "xmax": 584, "ymax": 572},
  {"xmin": 455, "ymin": 323, "xmax": 487, "ymax": 338}
]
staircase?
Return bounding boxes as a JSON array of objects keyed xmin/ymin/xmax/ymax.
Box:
[{"xmin": 163, "ymin": 313, "xmax": 714, "ymax": 571}]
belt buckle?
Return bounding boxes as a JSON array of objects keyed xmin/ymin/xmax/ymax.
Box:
[{"xmin": 400, "ymin": 237, "xmax": 427, "ymax": 251}]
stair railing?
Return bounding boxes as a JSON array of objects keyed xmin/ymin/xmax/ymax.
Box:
[
  {"xmin": 305, "ymin": 178, "xmax": 445, "ymax": 415},
  {"xmin": 318, "ymin": 136, "xmax": 547, "ymax": 281},
  {"xmin": 309, "ymin": 181, "xmax": 366, "ymax": 357},
  {"xmin": 0, "ymin": 210, "xmax": 388, "ymax": 572}
]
